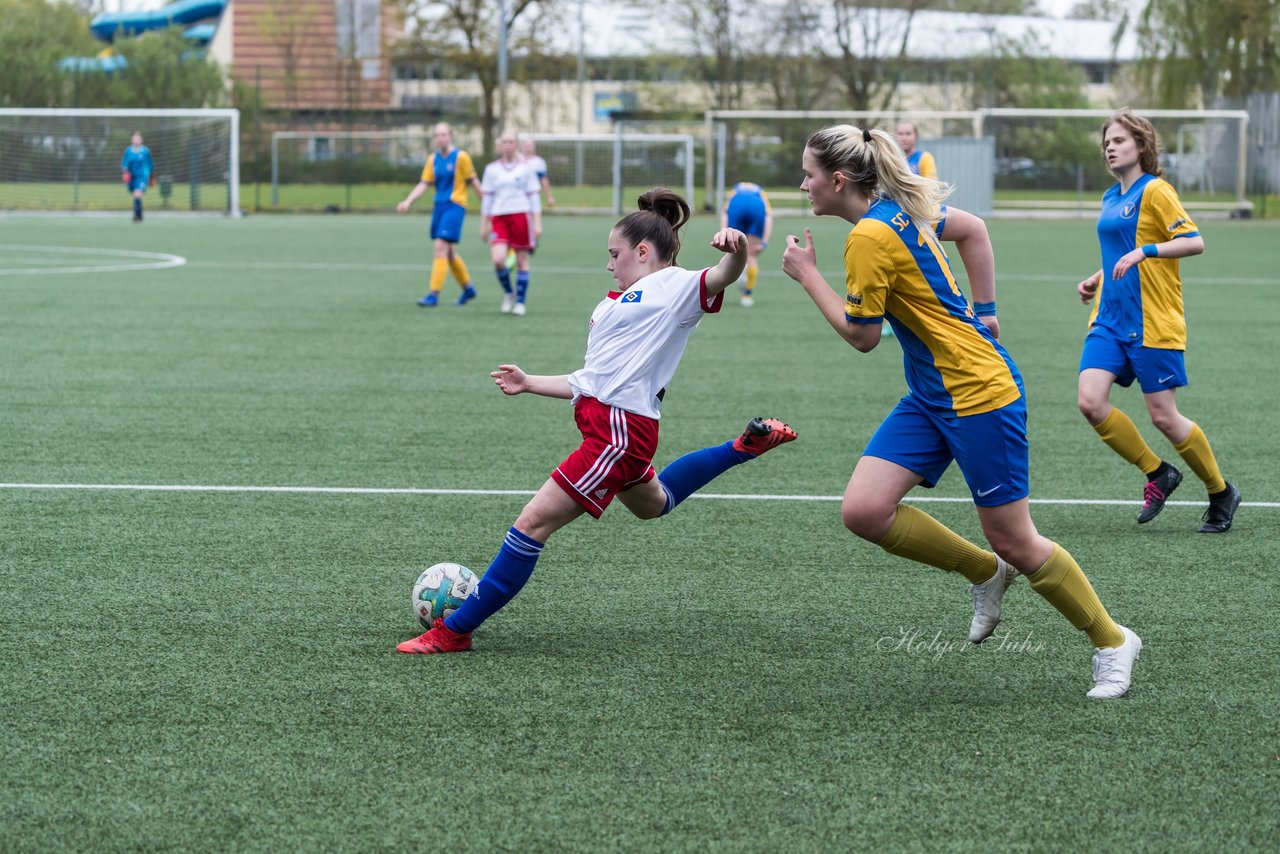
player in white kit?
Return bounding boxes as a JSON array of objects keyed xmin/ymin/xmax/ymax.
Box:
[
  {"xmin": 398, "ymin": 188, "xmax": 798, "ymax": 655},
  {"xmin": 481, "ymin": 133, "xmax": 543, "ymax": 314}
]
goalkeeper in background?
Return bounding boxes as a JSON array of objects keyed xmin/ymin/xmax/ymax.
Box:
[{"xmin": 121, "ymin": 132, "xmax": 154, "ymax": 223}]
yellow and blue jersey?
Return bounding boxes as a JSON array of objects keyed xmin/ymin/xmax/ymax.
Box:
[
  {"xmin": 420, "ymin": 148, "xmax": 477, "ymax": 207},
  {"xmin": 1090, "ymin": 174, "xmax": 1199, "ymax": 349},
  {"xmin": 843, "ymin": 198, "xmax": 1022, "ymax": 416},
  {"xmin": 906, "ymin": 150, "xmax": 937, "ymax": 180}
]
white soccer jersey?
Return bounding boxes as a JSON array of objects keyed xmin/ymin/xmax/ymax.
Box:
[
  {"xmin": 481, "ymin": 159, "xmax": 541, "ymax": 216},
  {"xmin": 567, "ymin": 266, "xmax": 724, "ymax": 420},
  {"xmin": 526, "ymin": 154, "xmax": 548, "ymax": 179}
]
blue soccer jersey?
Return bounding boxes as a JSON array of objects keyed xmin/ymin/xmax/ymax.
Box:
[
  {"xmin": 121, "ymin": 144, "xmax": 153, "ymax": 184},
  {"xmin": 1090, "ymin": 173, "xmax": 1199, "ymax": 349},
  {"xmin": 843, "ymin": 198, "xmax": 1022, "ymax": 416}
]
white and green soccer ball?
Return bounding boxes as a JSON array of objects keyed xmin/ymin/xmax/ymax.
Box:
[{"xmin": 411, "ymin": 563, "xmax": 479, "ymax": 629}]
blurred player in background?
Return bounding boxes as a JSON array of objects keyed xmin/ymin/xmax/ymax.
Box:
[
  {"xmin": 120, "ymin": 132, "xmax": 153, "ymax": 223},
  {"xmin": 481, "ymin": 133, "xmax": 542, "ymax": 315},
  {"xmin": 396, "ymin": 189, "xmax": 796, "ymax": 655},
  {"xmin": 721, "ymin": 181, "xmax": 772, "ymax": 306},
  {"xmin": 782, "ymin": 124, "xmax": 1141, "ymax": 699},
  {"xmin": 895, "ymin": 121, "xmax": 937, "ymax": 179},
  {"xmin": 521, "ymin": 137, "xmax": 555, "ymax": 208},
  {"xmin": 505, "ymin": 136, "xmax": 556, "ymax": 271},
  {"xmin": 1074, "ymin": 108, "xmax": 1239, "ymax": 533},
  {"xmin": 397, "ymin": 123, "xmax": 483, "ymax": 307}
]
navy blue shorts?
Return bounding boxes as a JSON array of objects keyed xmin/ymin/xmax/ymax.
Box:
[{"xmin": 864, "ymin": 393, "xmax": 1030, "ymax": 507}]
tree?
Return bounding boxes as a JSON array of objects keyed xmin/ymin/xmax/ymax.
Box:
[
  {"xmin": 829, "ymin": 0, "xmax": 932, "ymax": 112},
  {"xmin": 395, "ymin": 0, "xmax": 561, "ymax": 160},
  {"xmin": 0, "ymin": 0, "xmax": 98, "ymax": 107},
  {"xmin": 1132, "ymin": 0, "xmax": 1280, "ymax": 106},
  {"xmin": 103, "ymin": 28, "xmax": 227, "ymax": 108}
]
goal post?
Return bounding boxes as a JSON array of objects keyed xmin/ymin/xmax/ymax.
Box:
[
  {"xmin": 0, "ymin": 108, "xmax": 240, "ymax": 215},
  {"xmin": 704, "ymin": 108, "xmax": 1251, "ymax": 217},
  {"xmin": 269, "ymin": 129, "xmax": 697, "ymax": 215}
]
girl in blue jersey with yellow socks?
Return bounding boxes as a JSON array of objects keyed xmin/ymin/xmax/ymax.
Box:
[
  {"xmin": 1075, "ymin": 109, "xmax": 1239, "ymax": 533},
  {"xmin": 782, "ymin": 124, "xmax": 1140, "ymax": 699}
]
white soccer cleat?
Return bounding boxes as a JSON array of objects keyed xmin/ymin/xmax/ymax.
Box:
[
  {"xmin": 741, "ymin": 295, "xmax": 754, "ymax": 307},
  {"xmin": 969, "ymin": 556, "xmax": 1017, "ymax": 643},
  {"xmin": 501, "ymin": 292, "xmax": 516, "ymax": 314},
  {"xmin": 1087, "ymin": 625, "xmax": 1142, "ymax": 699},
  {"xmin": 512, "ymin": 301, "xmax": 527, "ymax": 316}
]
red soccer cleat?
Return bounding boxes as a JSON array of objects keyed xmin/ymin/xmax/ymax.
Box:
[
  {"xmin": 395, "ymin": 617, "xmax": 473, "ymax": 654},
  {"xmin": 732, "ymin": 417, "xmax": 798, "ymax": 456}
]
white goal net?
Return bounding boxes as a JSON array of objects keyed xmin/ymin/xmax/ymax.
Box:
[
  {"xmin": 0, "ymin": 108, "xmax": 240, "ymax": 215},
  {"xmin": 705, "ymin": 108, "xmax": 1251, "ymax": 217},
  {"xmin": 270, "ymin": 129, "xmax": 696, "ymax": 215}
]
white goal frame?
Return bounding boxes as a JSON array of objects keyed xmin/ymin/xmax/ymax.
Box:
[{"xmin": 0, "ymin": 107, "xmax": 241, "ymax": 216}]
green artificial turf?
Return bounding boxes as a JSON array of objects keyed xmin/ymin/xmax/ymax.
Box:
[{"xmin": 1, "ymin": 212, "xmax": 1276, "ymax": 851}]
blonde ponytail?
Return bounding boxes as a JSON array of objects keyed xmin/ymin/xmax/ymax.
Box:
[{"xmin": 805, "ymin": 124, "xmax": 953, "ymax": 229}]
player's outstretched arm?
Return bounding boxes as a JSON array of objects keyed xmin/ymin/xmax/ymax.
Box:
[
  {"xmin": 703, "ymin": 227, "xmax": 749, "ymax": 295},
  {"xmin": 783, "ymin": 228, "xmax": 880, "ymax": 352},
  {"xmin": 398, "ymin": 180, "xmax": 428, "ymax": 213},
  {"xmin": 491, "ymin": 365, "xmax": 573, "ymax": 399}
]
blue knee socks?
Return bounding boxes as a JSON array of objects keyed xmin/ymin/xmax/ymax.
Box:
[
  {"xmin": 444, "ymin": 527, "xmax": 544, "ymax": 633},
  {"xmin": 656, "ymin": 442, "xmax": 755, "ymax": 515}
]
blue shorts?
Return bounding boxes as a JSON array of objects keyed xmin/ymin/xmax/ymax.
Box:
[
  {"xmin": 127, "ymin": 178, "xmax": 149, "ymax": 194},
  {"xmin": 864, "ymin": 393, "xmax": 1030, "ymax": 507},
  {"xmin": 431, "ymin": 202, "xmax": 466, "ymax": 243},
  {"xmin": 726, "ymin": 196, "xmax": 767, "ymax": 238},
  {"xmin": 1079, "ymin": 329, "xmax": 1187, "ymax": 393}
]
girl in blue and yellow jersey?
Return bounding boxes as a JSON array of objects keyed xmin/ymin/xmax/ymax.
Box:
[
  {"xmin": 120, "ymin": 132, "xmax": 153, "ymax": 223},
  {"xmin": 1076, "ymin": 109, "xmax": 1239, "ymax": 533},
  {"xmin": 721, "ymin": 181, "xmax": 773, "ymax": 305},
  {"xmin": 782, "ymin": 124, "xmax": 1140, "ymax": 699},
  {"xmin": 398, "ymin": 123, "xmax": 483, "ymax": 307},
  {"xmin": 895, "ymin": 121, "xmax": 937, "ymax": 179}
]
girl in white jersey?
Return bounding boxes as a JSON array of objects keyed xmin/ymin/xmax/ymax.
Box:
[
  {"xmin": 481, "ymin": 133, "xmax": 543, "ymax": 315},
  {"xmin": 398, "ymin": 189, "xmax": 797, "ymax": 655}
]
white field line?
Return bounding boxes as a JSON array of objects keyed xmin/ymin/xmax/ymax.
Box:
[
  {"xmin": 0, "ymin": 481, "xmax": 1275, "ymax": 508},
  {"xmin": 0, "ymin": 245, "xmax": 186, "ymax": 275}
]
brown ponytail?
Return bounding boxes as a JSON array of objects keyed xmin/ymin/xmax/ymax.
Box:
[{"xmin": 614, "ymin": 188, "xmax": 691, "ymax": 265}]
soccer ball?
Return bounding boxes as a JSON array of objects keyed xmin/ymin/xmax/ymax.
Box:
[{"xmin": 411, "ymin": 563, "xmax": 478, "ymax": 629}]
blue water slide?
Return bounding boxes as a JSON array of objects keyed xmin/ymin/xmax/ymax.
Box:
[{"xmin": 90, "ymin": 0, "xmax": 227, "ymax": 42}]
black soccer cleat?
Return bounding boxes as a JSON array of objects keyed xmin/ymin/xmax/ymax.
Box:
[
  {"xmin": 1198, "ymin": 482, "xmax": 1241, "ymax": 533},
  {"xmin": 1137, "ymin": 462, "xmax": 1182, "ymax": 524}
]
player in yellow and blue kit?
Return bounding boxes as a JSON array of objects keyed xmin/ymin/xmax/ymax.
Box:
[
  {"xmin": 1075, "ymin": 109, "xmax": 1239, "ymax": 533},
  {"xmin": 721, "ymin": 181, "xmax": 772, "ymax": 305},
  {"xmin": 398, "ymin": 123, "xmax": 483, "ymax": 307},
  {"xmin": 896, "ymin": 121, "xmax": 937, "ymax": 179},
  {"xmin": 121, "ymin": 132, "xmax": 153, "ymax": 223},
  {"xmin": 783, "ymin": 124, "xmax": 1141, "ymax": 699}
]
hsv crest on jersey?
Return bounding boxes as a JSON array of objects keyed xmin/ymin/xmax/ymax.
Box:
[{"xmin": 621, "ymin": 290, "xmax": 643, "ymax": 303}]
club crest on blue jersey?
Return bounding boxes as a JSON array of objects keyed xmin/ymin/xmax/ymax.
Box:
[
  {"xmin": 1121, "ymin": 202, "xmax": 1137, "ymax": 218},
  {"xmin": 621, "ymin": 290, "xmax": 643, "ymax": 303}
]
